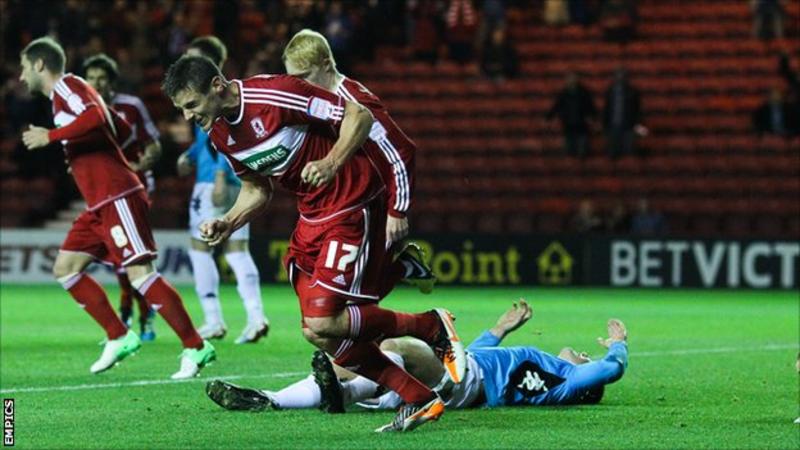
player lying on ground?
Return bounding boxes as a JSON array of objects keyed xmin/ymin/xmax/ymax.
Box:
[
  {"xmin": 162, "ymin": 55, "xmax": 466, "ymax": 432},
  {"xmin": 207, "ymin": 300, "xmax": 627, "ymax": 419},
  {"xmin": 178, "ymin": 36, "xmax": 270, "ymax": 344},
  {"xmin": 19, "ymin": 37, "xmax": 215, "ymax": 379}
]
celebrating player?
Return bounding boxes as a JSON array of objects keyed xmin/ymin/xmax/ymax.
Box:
[
  {"xmin": 83, "ymin": 52, "xmax": 161, "ymax": 341},
  {"xmin": 178, "ymin": 36, "xmax": 269, "ymax": 343},
  {"xmin": 162, "ymin": 54, "xmax": 466, "ymax": 432},
  {"xmin": 19, "ymin": 37, "xmax": 215, "ymax": 379},
  {"xmin": 206, "ymin": 300, "xmax": 628, "ymax": 420},
  {"xmin": 282, "ymin": 29, "xmax": 433, "ymax": 292}
]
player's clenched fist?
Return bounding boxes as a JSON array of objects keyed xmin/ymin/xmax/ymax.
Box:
[
  {"xmin": 301, "ymin": 157, "xmax": 337, "ymax": 187},
  {"xmin": 22, "ymin": 125, "xmax": 51, "ymax": 150},
  {"xmin": 199, "ymin": 218, "xmax": 232, "ymax": 246}
]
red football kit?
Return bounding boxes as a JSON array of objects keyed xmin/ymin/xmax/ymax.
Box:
[
  {"xmin": 50, "ymin": 74, "xmax": 156, "ymax": 267},
  {"xmin": 208, "ymin": 75, "xmax": 395, "ymax": 310},
  {"xmin": 111, "ymin": 92, "xmax": 161, "ymax": 193},
  {"xmin": 335, "ymin": 76, "xmax": 416, "ymax": 218}
]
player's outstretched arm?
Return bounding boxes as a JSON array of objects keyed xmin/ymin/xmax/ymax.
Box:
[
  {"xmin": 22, "ymin": 105, "xmax": 106, "ymax": 150},
  {"xmin": 301, "ymin": 100, "xmax": 373, "ymax": 187},
  {"xmin": 489, "ymin": 299, "xmax": 533, "ymax": 341},
  {"xmin": 201, "ymin": 173, "xmax": 272, "ymax": 246}
]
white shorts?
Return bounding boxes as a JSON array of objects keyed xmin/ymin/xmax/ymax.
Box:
[
  {"xmin": 357, "ymin": 354, "xmax": 483, "ymax": 410},
  {"xmin": 189, "ymin": 183, "xmax": 249, "ymax": 241}
]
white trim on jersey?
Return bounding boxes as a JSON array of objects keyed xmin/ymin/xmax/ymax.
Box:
[
  {"xmin": 114, "ymin": 198, "xmax": 147, "ymax": 255},
  {"xmin": 350, "ymin": 207, "xmax": 370, "ymax": 296},
  {"xmin": 376, "ymin": 136, "xmax": 410, "ymax": 212},
  {"xmin": 311, "ymin": 279, "xmax": 380, "ymax": 300},
  {"xmin": 298, "ymin": 188, "xmax": 385, "ymax": 224},
  {"xmin": 227, "ymin": 80, "xmax": 246, "ymax": 125},
  {"xmin": 347, "ymin": 304, "xmax": 361, "ymax": 338},
  {"xmin": 112, "ymin": 93, "xmax": 161, "ymax": 141},
  {"xmin": 338, "ymin": 82, "xmax": 411, "ymax": 213}
]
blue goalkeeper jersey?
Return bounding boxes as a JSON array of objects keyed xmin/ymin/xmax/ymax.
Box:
[
  {"xmin": 468, "ymin": 331, "xmax": 628, "ymax": 407},
  {"xmin": 186, "ymin": 125, "xmax": 240, "ymax": 186}
]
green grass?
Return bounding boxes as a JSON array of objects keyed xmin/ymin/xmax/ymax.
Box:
[{"xmin": 1, "ymin": 284, "xmax": 798, "ymax": 449}]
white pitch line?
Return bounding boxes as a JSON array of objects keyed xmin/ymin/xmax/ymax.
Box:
[
  {"xmin": 0, "ymin": 371, "xmax": 307, "ymax": 395},
  {"xmin": 632, "ymin": 343, "xmax": 797, "ymax": 357},
  {"xmin": 1, "ymin": 344, "xmax": 797, "ymax": 395}
]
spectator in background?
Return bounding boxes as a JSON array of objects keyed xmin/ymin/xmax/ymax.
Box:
[
  {"xmin": 569, "ymin": 0, "xmax": 602, "ymax": 26},
  {"xmin": 480, "ymin": 27, "xmax": 519, "ymax": 82},
  {"xmin": 605, "ymin": 200, "xmax": 631, "ymax": 233},
  {"xmin": 571, "ymin": 200, "xmax": 603, "ymax": 233},
  {"xmin": 752, "ymin": 88, "xmax": 798, "ymax": 137},
  {"xmin": 599, "ymin": 0, "xmax": 637, "ymax": 44},
  {"xmin": 630, "ymin": 198, "xmax": 667, "ymax": 235},
  {"xmin": 543, "ymin": 0, "xmax": 569, "ymax": 26},
  {"xmin": 603, "ymin": 67, "xmax": 647, "ymax": 158},
  {"xmin": 546, "ymin": 72, "xmax": 597, "ymax": 158},
  {"xmin": 445, "ymin": 0, "xmax": 478, "ymax": 64},
  {"xmin": 323, "ymin": 1, "xmax": 353, "ymax": 74},
  {"xmin": 751, "ymin": 0, "xmax": 786, "ymax": 40},
  {"xmin": 407, "ymin": 0, "xmax": 445, "ymax": 65}
]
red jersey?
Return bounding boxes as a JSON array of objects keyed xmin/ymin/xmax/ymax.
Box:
[
  {"xmin": 50, "ymin": 74, "xmax": 142, "ymax": 210},
  {"xmin": 208, "ymin": 75, "xmax": 383, "ymax": 222},
  {"xmin": 111, "ymin": 92, "xmax": 160, "ymax": 165},
  {"xmin": 111, "ymin": 92, "xmax": 160, "ymax": 191},
  {"xmin": 335, "ymin": 76, "xmax": 416, "ymax": 218}
]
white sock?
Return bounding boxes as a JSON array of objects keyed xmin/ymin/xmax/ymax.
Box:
[
  {"xmin": 188, "ymin": 249, "xmax": 224, "ymax": 326},
  {"xmin": 271, "ymin": 375, "xmax": 321, "ymax": 409},
  {"xmin": 224, "ymin": 250, "xmax": 265, "ymax": 325},
  {"xmin": 342, "ymin": 351, "xmax": 405, "ymax": 404}
]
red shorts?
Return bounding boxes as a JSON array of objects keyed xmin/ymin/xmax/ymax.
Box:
[
  {"xmin": 61, "ymin": 190, "xmax": 157, "ymax": 267},
  {"xmin": 286, "ymin": 198, "xmax": 398, "ymax": 317}
]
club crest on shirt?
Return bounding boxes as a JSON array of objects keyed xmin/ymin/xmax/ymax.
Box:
[{"xmin": 250, "ymin": 117, "xmax": 267, "ymax": 138}]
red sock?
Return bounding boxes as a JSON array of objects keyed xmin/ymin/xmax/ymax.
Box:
[
  {"xmin": 117, "ymin": 271, "xmax": 133, "ymax": 313},
  {"xmin": 333, "ymin": 339, "xmax": 434, "ymax": 404},
  {"xmin": 61, "ymin": 273, "xmax": 127, "ymax": 340},
  {"xmin": 136, "ymin": 274, "xmax": 202, "ymax": 349},
  {"xmin": 347, "ymin": 304, "xmax": 439, "ymax": 342},
  {"xmin": 134, "ymin": 291, "xmax": 149, "ymax": 323}
]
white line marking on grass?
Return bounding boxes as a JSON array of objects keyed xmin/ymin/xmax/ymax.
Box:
[
  {"xmin": 2, "ymin": 344, "xmax": 797, "ymax": 395},
  {"xmin": 0, "ymin": 371, "xmax": 307, "ymax": 394},
  {"xmin": 633, "ymin": 343, "xmax": 797, "ymax": 357}
]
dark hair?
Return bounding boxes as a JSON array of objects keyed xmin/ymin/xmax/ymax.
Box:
[
  {"xmin": 579, "ymin": 385, "xmax": 605, "ymax": 405},
  {"xmin": 188, "ymin": 36, "xmax": 227, "ymax": 67},
  {"xmin": 82, "ymin": 53, "xmax": 119, "ymax": 82},
  {"xmin": 21, "ymin": 37, "xmax": 66, "ymax": 73},
  {"xmin": 162, "ymin": 55, "xmax": 223, "ymax": 99}
]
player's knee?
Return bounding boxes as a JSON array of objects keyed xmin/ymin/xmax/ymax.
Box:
[
  {"xmin": 304, "ymin": 314, "xmax": 346, "ymax": 338},
  {"xmin": 379, "ymin": 339, "xmax": 401, "ymax": 353},
  {"xmin": 52, "ymin": 255, "xmax": 82, "ymax": 279}
]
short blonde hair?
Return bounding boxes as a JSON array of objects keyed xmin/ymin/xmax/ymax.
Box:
[{"xmin": 283, "ymin": 29, "xmax": 336, "ymax": 72}]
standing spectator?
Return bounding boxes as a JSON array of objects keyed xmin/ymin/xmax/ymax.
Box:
[
  {"xmin": 752, "ymin": 87, "xmax": 798, "ymax": 137},
  {"xmin": 543, "ymin": 0, "xmax": 569, "ymax": 26},
  {"xmin": 599, "ymin": 0, "xmax": 637, "ymax": 44},
  {"xmin": 407, "ymin": 0, "xmax": 445, "ymax": 65},
  {"xmin": 542, "ymin": 0, "xmax": 569, "ymax": 26},
  {"xmin": 323, "ymin": 1, "xmax": 353, "ymax": 74},
  {"xmin": 630, "ymin": 198, "xmax": 667, "ymax": 235},
  {"xmin": 480, "ymin": 27, "xmax": 518, "ymax": 82},
  {"xmin": 546, "ymin": 72, "xmax": 597, "ymax": 158},
  {"xmin": 570, "ymin": 200, "xmax": 603, "ymax": 233},
  {"xmin": 751, "ymin": 0, "xmax": 786, "ymax": 40},
  {"xmin": 603, "ymin": 67, "xmax": 646, "ymax": 159},
  {"xmin": 445, "ymin": 0, "xmax": 478, "ymax": 64},
  {"xmin": 605, "ymin": 200, "xmax": 631, "ymax": 233}
]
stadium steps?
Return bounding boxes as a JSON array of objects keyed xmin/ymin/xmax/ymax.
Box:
[{"xmin": 351, "ymin": 0, "xmax": 800, "ymax": 237}]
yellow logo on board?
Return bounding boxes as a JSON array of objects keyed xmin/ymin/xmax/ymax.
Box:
[{"xmin": 537, "ymin": 242, "xmax": 573, "ymax": 285}]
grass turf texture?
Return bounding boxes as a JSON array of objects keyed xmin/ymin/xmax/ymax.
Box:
[{"xmin": 0, "ymin": 284, "xmax": 797, "ymax": 449}]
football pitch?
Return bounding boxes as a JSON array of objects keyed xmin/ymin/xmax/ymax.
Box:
[{"xmin": 0, "ymin": 284, "xmax": 797, "ymax": 449}]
